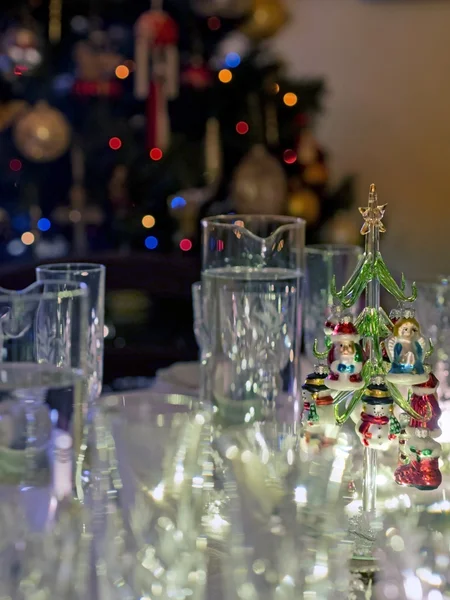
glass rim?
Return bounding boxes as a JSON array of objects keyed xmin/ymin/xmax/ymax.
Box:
[
  {"xmin": 36, "ymin": 262, "xmax": 105, "ymax": 274},
  {"xmin": 202, "ymin": 214, "xmax": 305, "ymax": 228},
  {"xmin": 305, "ymin": 243, "xmax": 362, "ymax": 256},
  {"xmin": 0, "ymin": 280, "xmax": 89, "ymax": 302}
]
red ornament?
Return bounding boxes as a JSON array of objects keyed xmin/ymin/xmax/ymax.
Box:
[
  {"xmin": 181, "ymin": 64, "xmax": 212, "ymax": 89},
  {"xmin": 134, "ymin": 10, "xmax": 180, "ymax": 151}
]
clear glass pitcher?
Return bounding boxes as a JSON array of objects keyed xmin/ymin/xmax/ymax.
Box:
[{"xmin": 200, "ymin": 215, "xmax": 305, "ymax": 420}]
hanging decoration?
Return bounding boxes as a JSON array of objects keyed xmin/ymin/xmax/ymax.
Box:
[
  {"xmin": 1, "ymin": 26, "xmax": 43, "ymax": 78},
  {"xmin": 134, "ymin": 2, "xmax": 179, "ymax": 151},
  {"xmin": 231, "ymin": 145, "xmax": 287, "ymax": 214},
  {"xmin": 240, "ymin": 0, "xmax": 288, "ymax": 41},
  {"xmin": 13, "ymin": 101, "xmax": 71, "ymax": 162},
  {"xmin": 191, "ymin": 0, "xmax": 252, "ymax": 19}
]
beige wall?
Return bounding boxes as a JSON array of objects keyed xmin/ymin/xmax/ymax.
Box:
[{"xmin": 274, "ymin": 0, "xmax": 450, "ymax": 279}]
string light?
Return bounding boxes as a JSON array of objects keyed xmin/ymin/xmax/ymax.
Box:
[
  {"xmin": 9, "ymin": 159, "xmax": 22, "ymax": 171},
  {"xmin": 180, "ymin": 238, "xmax": 193, "ymax": 251},
  {"xmin": 225, "ymin": 52, "xmax": 240, "ymax": 68},
  {"xmin": 142, "ymin": 215, "xmax": 156, "ymax": 228},
  {"xmin": 109, "ymin": 137, "xmax": 122, "ymax": 150},
  {"xmin": 145, "ymin": 235, "xmax": 158, "ymax": 250},
  {"xmin": 208, "ymin": 16, "xmax": 221, "ymax": 30},
  {"xmin": 218, "ymin": 69, "xmax": 232, "ymax": 83},
  {"xmin": 115, "ymin": 65, "xmax": 130, "ymax": 79},
  {"xmin": 150, "ymin": 148, "xmax": 163, "ymax": 161},
  {"xmin": 236, "ymin": 121, "xmax": 249, "ymax": 135},
  {"xmin": 283, "ymin": 93, "xmax": 298, "ymax": 107},
  {"xmin": 283, "ymin": 149, "xmax": 297, "ymax": 164},
  {"xmin": 21, "ymin": 231, "xmax": 35, "ymax": 245},
  {"xmin": 37, "ymin": 218, "xmax": 51, "ymax": 231},
  {"xmin": 171, "ymin": 196, "xmax": 186, "ymax": 209}
]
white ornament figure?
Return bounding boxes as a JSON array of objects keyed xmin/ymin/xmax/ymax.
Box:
[
  {"xmin": 385, "ymin": 311, "xmax": 428, "ymax": 385},
  {"xmin": 326, "ymin": 318, "xmax": 364, "ymax": 391},
  {"xmin": 355, "ymin": 383, "xmax": 400, "ymax": 451}
]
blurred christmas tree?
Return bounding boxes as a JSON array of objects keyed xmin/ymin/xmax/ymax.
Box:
[{"xmin": 0, "ymin": 0, "xmax": 358, "ymax": 264}]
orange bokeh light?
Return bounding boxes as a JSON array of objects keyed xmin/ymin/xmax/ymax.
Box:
[
  {"xmin": 115, "ymin": 65, "xmax": 130, "ymax": 79},
  {"xmin": 218, "ymin": 69, "xmax": 232, "ymax": 83}
]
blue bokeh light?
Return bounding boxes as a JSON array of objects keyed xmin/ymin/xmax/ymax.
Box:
[
  {"xmin": 171, "ymin": 196, "xmax": 187, "ymax": 209},
  {"xmin": 145, "ymin": 235, "xmax": 158, "ymax": 250},
  {"xmin": 37, "ymin": 217, "xmax": 51, "ymax": 232},
  {"xmin": 225, "ymin": 52, "xmax": 241, "ymax": 68}
]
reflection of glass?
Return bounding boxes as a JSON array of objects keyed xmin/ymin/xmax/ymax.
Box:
[
  {"xmin": 216, "ymin": 422, "xmax": 353, "ymax": 599},
  {"xmin": 0, "ymin": 281, "xmax": 88, "ymax": 487},
  {"xmin": 219, "ymin": 285, "xmax": 297, "ymax": 410},
  {"xmin": 192, "ymin": 282, "xmax": 213, "ymax": 404},
  {"xmin": 107, "ymin": 393, "xmax": 209, "ymax": 599},
  {"xmin": 201, "ymin": 215, "xmax": 305, "ymax": 417},
  {"xmin": 304, "ymin": 245, "xmax": 362, "ymax": 360}
]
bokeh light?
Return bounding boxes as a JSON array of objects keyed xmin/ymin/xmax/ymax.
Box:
[
  {"xmin": 149, "ymin": 147, "xmax": 163, "ymax": 161},
  {"xmin": 272, "ymin": 83, "xmax": 280, "ymax": 94},
  {"xmin": 109, "ymin": 137, "xmax": 122, "ymax": 150},
  {"xmin": 218, "ymin": 69, "xmax": 232, "ymax": 83},
  {"xmin": 9, "ymin": 158, "xmax": 22, "ymax": 172},
  {"xmin": 171, "ymin": 196, "xmax": 186, "ymax": 209},
  {"xmin": 217, "ymin": 240, "xmax": 224, "ymax": 251},
  {"xmin": 208, "ymin": 16, "xmax": 221, "ymax": 30},
  {"xmin": 7, "ymin": 239, "xmax": 26, "ymax": 256},
  {"xmin": 142, "ymin": 215, "xmax": 156, "ymax": 229},
  {"xmin": 180, "ymin": 238, "xmax": 193, "ymax": 251},
  {"xmin": 236, "ymin": 121, "xmax": 249, "ymax": 135},
  {"xmin": 225, "ymin": 52, "xmax": 241, "ymax": 68},
  {"xmin": 283, "ymin": 149, "xmax": 297, "ymax": 164},
  {"xmin": 21, "ymin": 231, "xmax": 35, "ymax": 245},
  {"xmin": 37, "ymin": 217, "xmax": 51, "ymax": 232},
  {"xmin": 283, "ymin": 93, "xmax": 298, "ymax": 107},
  {"xmin": 115, "ymin": 64, "xmax": 130, "ymax": 79},
  {"xmin": 145, "ymin": 235, "xmax": 158, "ymax": 250}
]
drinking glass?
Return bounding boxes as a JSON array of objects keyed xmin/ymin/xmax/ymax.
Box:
[
  {"xmin": 104, "ymin": 392, "xmax": 210, "ymax": 600},
  {"xmin": 215, "ymin": 421, "xmax": 354, "ymax": 599},
  {"xmin": 0, "ymin": 281, "xmax": 88, "ymax": 487},
  {"xmin": 192, "ymin": 281, "xmax": 213, "ymax": 404},
  {"xmin": 201, "ymin": 215, "xmax": 305, "ymax": 418},
  {"xmin": 304, "ymin": 244, "xmax": 362, "ymax": 360},
  {"xmin": 36, "ymin": 264, "xmax": 105, "ymax": 495}
]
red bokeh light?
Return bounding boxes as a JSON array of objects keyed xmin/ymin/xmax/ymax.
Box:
[
  {"xmin": 109, "ymin": 137, "xmax": 122, "ymax": 150},
  {"xmin": 9, "ymin": 158, "xmax": 22, "ymax": 172},
  {"xmin": 208, "ymin": 16, "xmax": 221, "ymax": 30},
  {"xmin": 283, "ymin": 149, "xmax": 297, "ymax": 165},
  {"xmin": 179, "ymin": 238, "xmax": 193, "ymax": 252},
  {"xmin": 217, "ymin": 240, "xmax": 224, "ymax": 251},
  {"xmin": 149, "ymin": 148, "xmax": 163, "ymax": 161},
  {"xmin": 236, "ymin": 121, "xmax": 249, "ymax": 135}
]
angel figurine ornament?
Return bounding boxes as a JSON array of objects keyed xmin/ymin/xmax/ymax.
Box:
[
  {"xmin": 385, "ymin": 310, "xmax": 428, "ymax": 385},
  {"xmin": 325, "ymin": 317, "xmax": 365, "ymax": 391}
]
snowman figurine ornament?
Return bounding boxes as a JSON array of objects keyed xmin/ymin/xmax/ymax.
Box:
[
  {"xmin": 326, "ymin": 317, "xmax": 364, "ymax": 391},
  {"xmin": 386, "ymin": 309, "xmax": 428, "ymax": 385},
  {"xmin": 355, "ymin": 380, "xmax": 401, "ymax": 451}
]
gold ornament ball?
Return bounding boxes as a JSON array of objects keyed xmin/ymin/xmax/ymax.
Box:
[
  {"xmin": 13, "ymin": 102, "xmax": 71, "ymax": 163},
  {"xmin": 232, "ymin": 145, "xmax": 287, "ymax": 215},
  {"xmin": 287, "ymin": 189, "xmax": 320, "ymax": 225},
  {"xmin": 303, "ymin": 163, "xmax": 328, "ymax": 186},
  {"xmin": 240, "ymin": 0, "xmax": 288, "ymax": 40},
  {"xmin": 322, "ymin": 211, "xmax": 361, "ymax": 245}
]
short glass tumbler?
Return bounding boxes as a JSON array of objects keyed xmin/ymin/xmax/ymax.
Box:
[
  {"xmin": 304, "ymin": 244, "xmax": 362, "ymax": 361},
  {"xmin": 201, "ymin": 215, "xmax": 305, "ymax": 418}
]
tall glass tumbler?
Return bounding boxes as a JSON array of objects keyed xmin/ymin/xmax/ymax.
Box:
[
  {"xmin": 36, "ymin": 264, "xmax": 105, "ymax": 494},
  {"xmin": 304, "ymin": 245, "xmax": 362, "ymax": 362},
  {"xmin": 201, "ymin": 215, "xmax": 305, "ymax": 418},
  {"xmin": 0, "ymin": 281, "xmax": 88, "ymax": 486}
]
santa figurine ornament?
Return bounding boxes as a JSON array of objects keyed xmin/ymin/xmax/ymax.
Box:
[
  {"xmin": 326, "ymin": 317, "xmax": 365, "ymax": 391},
  {"xmin": 134, "ymin": 1, "xmax": 179, "ymax": 151},
  {"xmin": 355, "ymin": 380, "xmax": 401, "ymax": 451},
  {"xmin": 385, "ymin": 309, "xmax": 428, "ymax": 385}
]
